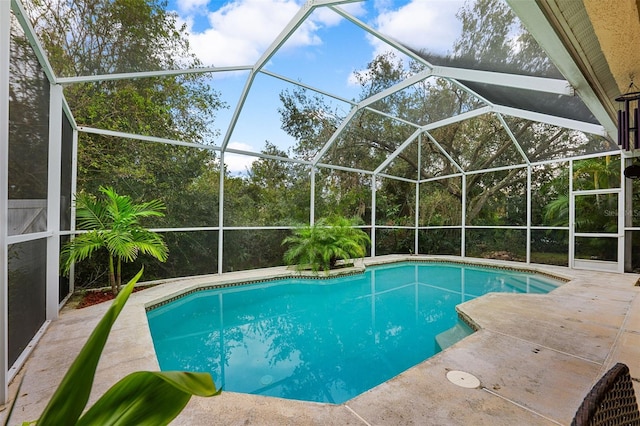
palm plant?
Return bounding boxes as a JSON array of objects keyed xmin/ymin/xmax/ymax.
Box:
[
  {"xmin": 62, "ymin": 186, "xmax": 168, "ymax": 294},
  {"xmin": 282, "ymin": 216, "xmax": 370, "ymax": 272}
]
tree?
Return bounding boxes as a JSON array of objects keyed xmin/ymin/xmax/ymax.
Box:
[
  {"xmin": 244, "ymin": 142, "xmax": 311, "ymax": 226},
  {"xmin": 23, "ymin": 0, "xmax": 225, "ymax": 219},
  {"xmin": 62, "ymin": 187, "xmax": 168, "ymax": 294},
  {"xmin": 543, "ymin": 156, "xmax": 620, "ymax": 230},
  {"xmin": 23, "ymin": 0, "xmax": 227, "ymax": 282},
  {"xmin": 277, "ymin": 0, "xmax": 616, "ymax": 235}
]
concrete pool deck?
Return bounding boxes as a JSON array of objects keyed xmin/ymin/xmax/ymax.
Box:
[{"xmin": 2, "ymin": 255, "xmax": 639, "ymax": 425}]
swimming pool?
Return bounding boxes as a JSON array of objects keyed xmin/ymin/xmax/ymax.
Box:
[{"xmin": 146, "ymin": 262, "xmax": 562, "ymax": 404}]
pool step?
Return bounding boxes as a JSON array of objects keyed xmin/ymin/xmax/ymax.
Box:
[{"xmin": 435, "ymin": 321, "xmax": 474, "ymax": 351}]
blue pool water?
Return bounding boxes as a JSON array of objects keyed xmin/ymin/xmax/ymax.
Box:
[{"xmin": 146, "ymin": 262, "xmax": 561, "ymax": 404}]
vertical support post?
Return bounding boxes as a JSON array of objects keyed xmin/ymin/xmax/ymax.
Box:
[
  {"xmin": 619, "ymin": 156, "xmax": 627, "ymax": 273},
  {"xmin": 414, "ymin": 136, "xmax": 420, "ymax": 255},
  {"xmin": 68, "ymin": 123, "xmax": 78, "ymax": 294},
  {"xmin": 624, "ymin": 156, "xmax": 633, "ymax": 272},
  {"xmin": 46, "ymin": 84, "xmax": 62, "ymax": 320},
  {"xmin": 309, "ymin": 166, "xmax": 315, "ymax": 226},
  {"xmin": 0, "ymin": 0, "xmax": 10, "ymax": 405},
  {"xmin": 371, "ymin": 175, "xmax": 376, "ymax": 257},
  {"xmin": 218, "ymin": 151, "xmax": 224, "ymax": 274},
  {"xmin": 568, "ymin": 159, "xmax": 575, "ymax": 268},
  {"xmin": 461, "ymin": 174, "xmax": 466, "ymax": 258},
  {"xmin": 526, "ymin": 166, "xmax": 532, "ymax": 264}
]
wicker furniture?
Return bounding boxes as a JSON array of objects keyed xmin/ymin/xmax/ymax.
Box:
[{"xmin": 572, "ymin": 363, "xmax": 640, "ymax": 426}]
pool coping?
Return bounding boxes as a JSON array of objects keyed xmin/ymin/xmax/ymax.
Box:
[
  {"xmin": 143, "ymin": 256, "xmax": 571, "ymax": 312},
  {"xmin": 3, "ymin": 254, "xmax": 639, "ymax": 425}
]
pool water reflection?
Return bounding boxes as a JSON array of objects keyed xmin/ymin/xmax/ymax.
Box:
[{"xmin": 146, "ymin": 262, "xmax": 560, "ymax": 404}]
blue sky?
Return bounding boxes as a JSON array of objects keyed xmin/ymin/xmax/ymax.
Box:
[{"xmin": 165, "ymin": 0, "xmax": 465, "ymax": 173}]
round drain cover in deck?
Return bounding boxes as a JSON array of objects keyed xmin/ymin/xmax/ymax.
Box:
[{"xmin": 446, "ymin": 370, "xmax": 480, "ymax": 388}]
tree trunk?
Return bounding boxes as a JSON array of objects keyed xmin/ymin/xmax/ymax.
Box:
[
  {"xmin": 108, "ymin": 256, "xmax": 117, "ymax": 295},
  {"xmin": 330, "ymin": 257, "xmax": 338, "ymax": 269},
  {"xmin": 116, "ymin": 258, "xmax": 122, "ymax": 294}
]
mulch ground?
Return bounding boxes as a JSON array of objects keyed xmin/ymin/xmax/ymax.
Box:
[{"xmin": 74, "ymin": 286, "xmax": 151, "ymax": 309}]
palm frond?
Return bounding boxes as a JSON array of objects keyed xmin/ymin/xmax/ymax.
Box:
[
  {"xmin": 132, "ymin": 199, "xmax": 166, "ymax": 217},
  {"xmin": 129, "ymin": 230, "xmax": 169, "ymax": 261},
  {"xmin": 61, "ymin": 232, "xmax": 107, "ymax": 274},
  {"xmin": 75, "ymin": 193, "xmax": 108, "ymax": 230},
  {"xmin": 282, "ymin": 216, "xmax": 370, "ymax": 272}
]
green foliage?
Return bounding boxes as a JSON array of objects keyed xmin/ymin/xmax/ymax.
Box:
[
  {"xmin": 62, "ymin": 187, "xmax": 168, "ymax": 294},
  {"xmin": 375, "ymin": 229, "xmax": 414, "ymax": 256},
  {"xmin": 224, "ymin": 143, "xmax": 311, "ymax": 227},
  {"xmin": 572, "ymin": 156, "xmax": 620, "ymax": 191},
  {"xmin": 24, "ymin": 0, "xmax": 624, "ymax": 276},
  {"xmin": 23, "ymin": 269, "xmax": 218, "ymax": 426},
  {"xmin": 543, "ymin": 194, "xmax": 570, "ymax": 227},
  {"xmin": 276, "ymin": 0, "xmax": 615, "ymax": 236},
  {"xmin": 223, "ymin": 229, "xmax": 290, "ymax": 273},
  {"xmin": 419, "ymin": 180, "xmax": 462, "ymax": 227},
  {"xmin": 541, "ymin": 157, "xmax": 620, "ymax": 260},
  {"xmin": 376, "ymin": 179, "xmax": 415, "ymax": 226},
  {"xmin": 419, "ymin": 229, "xmax": 461, "ymax": 256},
  {"xmin": 24, "ymin": 0, "xmax": 225, "ymax": 222},
  {"xmin": 282, "ymin": 216, "xmax": 371, "ymax": 273}
]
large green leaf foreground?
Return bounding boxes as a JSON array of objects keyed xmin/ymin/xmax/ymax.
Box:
[{"xmin": 22, "ymin": 268, "xmax": 218, "ymax": 426}]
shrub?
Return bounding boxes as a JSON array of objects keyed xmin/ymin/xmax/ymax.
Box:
[{"xmin": 282, "ymin": 216, "xmax": 370, "ymax": 272}]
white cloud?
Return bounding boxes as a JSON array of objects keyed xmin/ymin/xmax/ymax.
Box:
[
  {"xmin": 345, "ymin": 0, "xmax": 464, "ymax": 88},
  {"xmin": 313, "ymin": 2, "xmax": 367, "ymax": 27},
  {"xmin": 347, "ymin": 71, "xmax": 361, "ymax": 88},
  {"xmin": 225, "ymin": 141, "xmax": 257, "ymax": 174},
  {"xmin": 175, "ymin": 0, "xmax": 371, "ymax": 68},
  {"xmin": 371, "ymin": 0, "xmax": 464, "ymax": 58},
  {"xmin": 185, "ymin": 0, "xmax": 325, "ymax": 67},
  {"xmin": 176, "ymin": 0, "xmax": 209, "ymax": 14}
]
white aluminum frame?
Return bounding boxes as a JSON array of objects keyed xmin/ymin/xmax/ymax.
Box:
[
  {"xmin": 46, "ymin": 84, "xmax": 62, "ymax": 319},
  {"xmin": 0, "ymin": 0, "xmax": 11, "ymax": 406},
  {"xmin": 571, "ymin": 186, "xmax": 624, "ymax": 273},
  {"xmin": 1, "ymin": 0, "xmax": 632, "ymax": 406}
]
